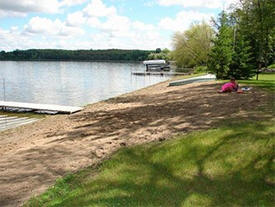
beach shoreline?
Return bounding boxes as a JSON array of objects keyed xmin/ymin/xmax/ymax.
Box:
[{"xmin": 0, "ymin": 79, "xmax": 270, "ymax": 207}]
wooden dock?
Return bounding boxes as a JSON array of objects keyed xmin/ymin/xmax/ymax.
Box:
[
  {"xmin": 0, "ymin": 101, "xmax": 83, "ymax": 114},
  {"xmin": 131, "ymin": 71, "xmax": 188, "ymax": 76}
]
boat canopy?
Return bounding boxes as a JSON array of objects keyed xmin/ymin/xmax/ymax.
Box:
[{"xmin": 143, "ymin": 60, "xmax": 166, "ymax": 65}]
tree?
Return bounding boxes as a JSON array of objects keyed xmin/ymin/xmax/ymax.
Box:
[
  {"xmin": 208, "ymin": 11, "xmax": 234, "ymax": 79},
  {"xmin": 0, "ymin": 51, "xmax": 5, "ymax": 60},
  {"xmin": 148, "ymin": 48, "xmax": 171, "ymax": 61},
  {"xmin": 236, "ymin": 0, "xmax": 275, "ymax": 79},
  {"xmin": 230, "ymin": 32, "xmax": 254, "ymax": 79},
  {"xmin": 208, "ymin": 0, "xmax": 274, "ymax": 80},
  {"xmin": 155, "ymin": 48, "xmax": 162, "ymax": 53},
  {"xmin": 228, "ymin": 8, "xmax": 255, "ymax": 79},
  {"xmin": 172, "ymin": 22, "xmax": 214, "ymax": 68},
  {"xmin": 0, "ymin": 49, "xmax": 153, "ymax": 61}
]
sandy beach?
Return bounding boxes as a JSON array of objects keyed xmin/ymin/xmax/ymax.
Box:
[{"xmin": 0, "ymin": 79, "xmax": 270, "ymax": 207}]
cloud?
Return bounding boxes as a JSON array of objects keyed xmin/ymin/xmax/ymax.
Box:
[
  {"xmin": 86, "ymin": 15, "xmax": 166, "ymax": 49},
  {"xmin": 87, "ymin": 14, "xmax": 169, "ymax": 50},
  {"xmin": 60, "ymin": 0, "xmax": 88, "ymax": 7},
  {"xmin": 0, "ymin": 28, "xmax": 37, "ymax": 51},
  {"xmin": 0, "ymin": 26, "xmax": 90, "ymax": 51},
  {"xmin": 0, "ymin": 0, "xmax": 60, "ymax": 16},
  {"xmin": 159, "ymin": 10, "xmax": 213, "ymax": 32},
  {"xmin": 0, "ymin": 0, "xmax": 172, "ymax": 51},
  {"xmin": 89, "ymin": 29, "xmax": 169, "ymax": 50},
  {"xmin": 82, "ymin": 0, "xmax": 169, "ymax": 49},
  {"xmin": 83, "ymin": 0, "xmax": 117, "ymax": 17},
  {"xmin": 23, "ymin": 16, "xmax": 85, "ymax": 37},
  {"xmin": 0, "ymin": 0, "xmax": 87, "ymax": 18},
  {"xmin": 157, "ymin": 0, "xmax": 238, "ymax": 9},
  {"xmin": 90, "ymin": 16, "xmax": 131, "ymax": 36},
  {"xmin": 0, "ymin": 10, "xmax": 26, "ymax": 18},
  {"xmin": 66, "ymin": 11, "xmax": 86, "ymax": 26}
]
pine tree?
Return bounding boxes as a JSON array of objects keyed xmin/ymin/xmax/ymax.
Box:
[
  {"xmin": 208, "ymin": 11, "xmax": 234, "ymax": 79},
  {"xmin": 229, "ymin": 27, "xmax": 254, "ymax": 79},
  {"xmin": 237, "ymin": 0, "xmax": 275, "ymax": 80}
]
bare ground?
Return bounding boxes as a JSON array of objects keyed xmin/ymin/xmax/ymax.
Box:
[{"xmin": 0, "ymin": 80, "xmax": 272, "ymax": 207}]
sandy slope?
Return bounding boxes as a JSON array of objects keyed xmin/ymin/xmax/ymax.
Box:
[{"xmin": 0, "ymin": 80, "xmax": 270, "ymax": 207}]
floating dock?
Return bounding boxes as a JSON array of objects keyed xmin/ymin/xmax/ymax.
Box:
[
  {"xmin": 0, "ymin": 101, "xmax": 83, "ymax": 114},
  {"xmin": 132, "ymin": 71, "xmax": 188, "ymax": 76},
  {"xmin": 169, "ymin": 74, "xmax": 216, "ymax": 86}
]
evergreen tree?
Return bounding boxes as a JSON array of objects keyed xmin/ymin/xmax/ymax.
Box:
[
  {"xmin": 230, "ymin": 31, "xmax": 254, "ymax": 79},
  {"xmin": 237, "ymin": 0, "xmax": 275, "ymax": 79},
  {"xmin": 208, "ymin": 11, "xmax": 234, "ymax": 79}
]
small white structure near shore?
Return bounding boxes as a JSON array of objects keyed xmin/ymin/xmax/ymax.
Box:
[
  {"xmin": 143, "ymin": 59, "xmax": 170, "ymax": 71},
  {"xmin": 169, "ymin": 74, "xmax": 216, "ymax": 86}
]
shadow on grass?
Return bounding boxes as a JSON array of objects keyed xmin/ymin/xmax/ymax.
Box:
[{"xmin": 26, "ymin": 120, "xmax": 275, "ymax": 207}]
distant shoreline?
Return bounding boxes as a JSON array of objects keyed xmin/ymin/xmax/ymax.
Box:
[
  {"xmin": 0, "ymin": 48, "xmax": 152, "ymax": 62},
  {"xmin": 0, "ymin": 59, "xmax": 142, "ymax": 63}
]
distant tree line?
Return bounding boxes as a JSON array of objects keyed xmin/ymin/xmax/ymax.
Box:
[
  {"xmin": 148, "ymin": 48, "xmax": 171, "ymax": 62},
  {"xmin": 172, "ymin": 0, "xmax": 274, "ymax": 79},
  {"xmin": 0, "ymin": 49, "xmax": 153, "ymax": 62}
]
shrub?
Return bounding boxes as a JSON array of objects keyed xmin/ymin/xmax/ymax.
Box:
[{"xmin": 194, "ymin": 66, "xmax": 207, "ymax": 74}]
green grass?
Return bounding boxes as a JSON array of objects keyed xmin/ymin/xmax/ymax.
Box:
[
  {"xmin": 254, "ymin": 73, "xmax": 275, "ymax": 81},
  {"xmin": 24, "ymin": 74, "xmax": 275, "ymax": 207},
  {"xmin": 219, "ymin": 73, "xmax": 275, "ymax": 92},
  {"xmin": 267, "ymin": 64, "xmax": 275, "ymax": 69},
  {"xmin": 239, "ymin": 73, "xmax": 275, "ymax": 92},
  {"xmin": 25, "ymin": 120, "xmax": 275, "ymax": 207}
]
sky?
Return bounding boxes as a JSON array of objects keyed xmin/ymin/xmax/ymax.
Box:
[{"xmin": 0, "ymin": 0, "xmax": 238, "ymax": 51}]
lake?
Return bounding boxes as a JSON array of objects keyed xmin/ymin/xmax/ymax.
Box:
[{"xmin": 0, "ymin": 61, "xmax": 170, "ymax": 106}]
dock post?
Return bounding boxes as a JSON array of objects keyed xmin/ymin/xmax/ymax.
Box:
[{"xmin": 2, "ymin": 78, "xmax": 6, "ymax": 111}]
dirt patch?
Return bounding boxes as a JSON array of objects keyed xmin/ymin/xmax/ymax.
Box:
[{"xmin": 0, "ymin": 80, "xmax": 272, "ymax": 207}]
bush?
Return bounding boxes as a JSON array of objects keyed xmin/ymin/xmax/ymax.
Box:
[
  {"xmin": 175, "ymin": 67, "xmax": 193, "ymax": 73},
  {"xmin": 194, "ymin": 66, "xmax": 207, "ymax": 74}
]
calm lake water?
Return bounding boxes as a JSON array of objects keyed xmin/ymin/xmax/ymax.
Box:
[{"xmin": 0, "ymin": 61, "xmax": 170, "ymax": 106}]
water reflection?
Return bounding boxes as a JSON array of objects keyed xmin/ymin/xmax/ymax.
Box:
[{"xmin": 0, "ymin": 61, "xmax": 169, "ymax": 106}]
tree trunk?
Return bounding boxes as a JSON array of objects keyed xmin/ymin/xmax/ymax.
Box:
[{"xmin": 256, "ymin": 62, "xmax": 261, "ymax": 80}]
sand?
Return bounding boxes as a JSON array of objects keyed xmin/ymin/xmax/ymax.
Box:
[{"xmin": 0, "ymin": 80, "xmax": 270, "ymax": 207}]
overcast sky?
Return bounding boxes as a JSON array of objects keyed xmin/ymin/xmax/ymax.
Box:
[{"xmin": 0, "ymin": 0, "xmax": 237, "ymax": 51}]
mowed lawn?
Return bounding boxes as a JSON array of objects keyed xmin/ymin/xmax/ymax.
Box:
[
  {"xmin": 25, "ymin": 74, "xmax": 275, "ymax": 207},
  {"xmin": 238, "ymin": 73, "xmax": 275, "ymax": 91}
]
